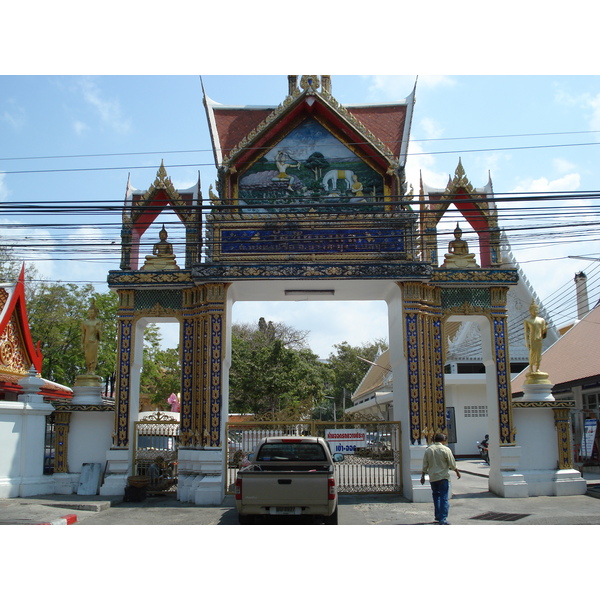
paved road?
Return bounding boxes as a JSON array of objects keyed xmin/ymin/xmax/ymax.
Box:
[{"xmin": 2, "ymin": 459, "xmax": 599, "ymax": 525}]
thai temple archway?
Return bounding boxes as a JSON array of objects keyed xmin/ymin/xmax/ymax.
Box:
[{"xmin": 101, "ymin": 76, "xmax": 584, "ymax": 504}]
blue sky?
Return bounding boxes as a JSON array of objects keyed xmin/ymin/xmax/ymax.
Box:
[{"xmin": 1, "ymin": 73, "xmax": 600, "ymax": 356}]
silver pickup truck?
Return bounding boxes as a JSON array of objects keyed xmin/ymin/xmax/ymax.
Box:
[{"xmin": 234, "ymin": 436, "xmax": 344, "ymax": 524}]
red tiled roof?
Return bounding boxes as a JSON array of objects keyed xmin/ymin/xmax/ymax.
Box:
[
  {"xmin": 346, "ymin": 105, "xmax": 408, "ymax": 159},
  {"xmin": 211, "ymin": 107, "xmax": 274, "ymax": 158},
  {"xmin": 208, "ymin": 97, "xmax": 410, "ymax": 166},
  {"xmin": 512, "ymin": 304, "xmax": 600, "ymax": 394}
]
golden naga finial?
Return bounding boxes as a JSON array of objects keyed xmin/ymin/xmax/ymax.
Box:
[{"xmin": 209, "ymin": 184, "xmax": 220, "ymax": 204}]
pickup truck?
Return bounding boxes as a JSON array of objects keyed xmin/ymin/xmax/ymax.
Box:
[{"xmin": 235, "ymin": 436, "xmax": 344, "ymax": 524}]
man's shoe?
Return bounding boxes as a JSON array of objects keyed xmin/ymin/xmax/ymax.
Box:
[{"xmin": 439, "ymin": 520, "xmax": 450, "ymax": 525}]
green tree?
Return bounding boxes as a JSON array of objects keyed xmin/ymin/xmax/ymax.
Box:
[
  {"xmin": 325, "ymin": 339, "xmax": 388, "ymax": 420},
  {"xmin": 139, "ymin": 325, "xmax": 180, "ymax": 409},
  {"xmin": 229, "ymin": 319, "xmax": 329, "ymax": 418},
  {"xmin": 26, "ymin": 283, "xmax": 119, "ymax": 386}
]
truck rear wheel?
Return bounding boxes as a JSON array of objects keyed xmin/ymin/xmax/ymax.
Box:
[
  {"xmin": 238, "ymin": 514, "xmax": 255, "ymax": 525},
  {"xmin": 323, "ymin": 507, "xmax": 338, "ymax": 525}
]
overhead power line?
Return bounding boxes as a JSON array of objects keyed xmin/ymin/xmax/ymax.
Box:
[{"xmin": 1, "ymin": 127, "xmax": 600, "ymax": 164}]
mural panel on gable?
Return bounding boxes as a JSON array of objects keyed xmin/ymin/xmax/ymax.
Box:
[{"xmin": 238, "ymin": 118, "xmax": 383, "ymax": 213}]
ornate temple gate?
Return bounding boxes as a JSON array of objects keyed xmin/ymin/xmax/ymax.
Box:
[{"xmin": 101, "ymin": 76, "xmax": 522, "ymax": 503}]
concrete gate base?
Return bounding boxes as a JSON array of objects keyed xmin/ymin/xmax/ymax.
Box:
[{"xmin": 177, "ymin": 449, "xmax": 225, "ymax": 506}]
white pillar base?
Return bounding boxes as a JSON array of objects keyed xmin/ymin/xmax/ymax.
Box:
[
  {"xmin": 19, "ymin": 475, "xmax": 55, "ymax": 497},
  {"xmin": 177, "ymin": 449, "xmax": 225, "ymax": 505},
  {"xmin": 489, "ymin": 445, "xmax": 529, "ymax": 497},
  {"xmin": 407, "ymin": 443, "xmax": 433, "ymax": 502},
  {"xmin": 53, "ymin": 472, "xmax": 78, "ymax": 495},
  {"xmin": 553, "ymin": 469, "xmax": 588, "ymax": 496},
  {"xmin": 98, "ymin": 449, "xmax": 130, "ymax": 496}
]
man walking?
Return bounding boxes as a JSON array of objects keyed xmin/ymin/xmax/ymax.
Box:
[{"xmin": 420, "ymin": 433, "xmax": 461, "ymax": 524}]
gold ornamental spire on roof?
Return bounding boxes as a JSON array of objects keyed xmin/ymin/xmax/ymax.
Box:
[{"xmin": 140, "ymin": 160, "xmax": 182, "ymax": 203}]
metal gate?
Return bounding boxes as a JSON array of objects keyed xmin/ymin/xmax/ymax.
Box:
[
  {"xmin": 225, "ymin": 420, "xmax": 401, "ymax": 495},
  {"xmin": 133, "ymin": 412, "xmax": 179, "ymax": 493}
]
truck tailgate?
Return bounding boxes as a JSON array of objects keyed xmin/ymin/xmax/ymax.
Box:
[{"xmin": 240, "ymin": 471, "xmax": 329, "ymax": 507}]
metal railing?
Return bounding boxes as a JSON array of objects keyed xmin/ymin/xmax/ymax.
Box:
[
  {"xmin": 225, "ymin": 420, "xmax": 402, "ymax": 495},
  {"xmin": 133, "ymin": 413, "xmax": 180, "ymax": 493}
]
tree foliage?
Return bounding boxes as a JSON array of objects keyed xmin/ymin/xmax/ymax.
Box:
[
  {"xmin": 228, "ymin": 318, "xmax": 389, "ymax": 421},
  {"xmin": 26, "ymin": 283, "xmax": 119, "ymax": 386},
  {"xmin": 229, "ymin": 319, "xmax": 329, "ymax": 418},
  {"xmin": 139, "ymin": 326, "xmax": 180, "ymax": 409},
  {"xmin": 324, "ymin": 339, "xmax": 389, "ymax": 419}
]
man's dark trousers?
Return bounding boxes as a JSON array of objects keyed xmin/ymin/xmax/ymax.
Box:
[{"xmin": 430, "ymin": 479, "xmax": 449, "ymax": 524}]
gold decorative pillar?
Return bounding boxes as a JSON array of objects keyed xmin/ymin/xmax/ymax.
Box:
[
  {"xmin": 553, "ymin": 408, "xmax": 574, "ymax": 470},
  {"xmin": 113, "ymin": 289, "xmax": 135, "ymax": 448},
  {"xmin": 53, "ymin": 411, "xmax": 71, "ymax": 473},
  {"xmin": 180, "ymin": 283, "xmax": 229, "ymax": 448},
  {"xmin": 490, "ymin": 287, "xmax": 516, "ymax": 445},
  {"xmin": 401, "ymin": 282, "xmax": 444, "ymax": 443}
]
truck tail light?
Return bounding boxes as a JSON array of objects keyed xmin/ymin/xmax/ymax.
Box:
[
  {"xmin": 328, "ymin": 477, "xmax": 336, "ymax": 500},
  {"xmin": 235, "ymin": 477, "xmax": 242, "ymax": 500}
]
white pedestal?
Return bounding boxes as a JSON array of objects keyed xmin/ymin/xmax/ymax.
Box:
[
  {"xmin": 72, "ymin": 385, "xmax": 103, "ymax": 405},
  {"xmin": 553, "ymin": 469, "xmax": 588, "ymax": 496},
  {"xmin": 521, "ymin": 381, "xmax": 555, "ymax": 403},
  {"xmin": 99, "ymin": 449, "xmax": 130, "ymax": 496},
  {"xmin": 177, "ymin": 449, "xmax": 225, "ymax": 505},
  {"xmin": 489, "ymin": 445, "xmax": 529, "ymax": 498}
]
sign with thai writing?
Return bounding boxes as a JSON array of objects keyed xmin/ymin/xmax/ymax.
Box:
[
  {"xmin": 325, "ymin": 429, "xmax": 367, "ymax": 454},
  {"xmin": 221, "ymin": 228, "xmax": 404, "ymax": 255},
  {"xmin": 581, "ymin": 418, "xmax": 598, "ymax": 458}
]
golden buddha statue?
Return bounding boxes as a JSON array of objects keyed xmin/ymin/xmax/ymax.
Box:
[
  {"xmin": 141, "ymin": 225, "xmax": 180, "ymax": 271},
  {"xmin": 524, "ymin": 300, "xmax": 551, "ymax": 384},
  {"xmin": 441, "ymin": 224, "xmax": 479, "ymax": 268}
]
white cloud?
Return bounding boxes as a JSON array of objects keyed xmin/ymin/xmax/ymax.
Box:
[
  {"xmin": 73, "ymin": 120, "xmax": 89, "ymax": 135},
  {"xmin": 1, "ymin": 99, "xmax": 26, "ymax": 130},
  {"xmin": 232, "ymin": 300, "xmax": 388, "ymax": 359},
  {"xmin": 554, "ymin": 86, "xmax": 600, "ymax": 139},
  {"xmin": 511, "ymin": 172, "xmax": 581, "ymax": 194},
  {"xmin": 405, "ymin": 139, "xmax": 449, "ymax": 191},
  {"xmin": 420, "ymin": 116, "xmax": 444, "ymax": 139},
  {"xmin": 0, "ymin": 173, "xmax": 9, "ymax": 202},
  {"xmin": 587, "ymin": 92, "xmax": 600, "ymax": 132},
  {"xmin": 77, "ymin": 77, "xmax": 131, "ymax": 135},
  {"xmin": 61, "ymin": 225, "xmax": 120, "ymax": 288},
  {"xmin": 365, "ymin": 75, "xmax": 456, "ymax": 103},
  {"xmin": 0, "ymin": 220, "xmax": 56, "ymax": 279},
  {"xmin": 553, "ymin": 157, "xmax": 577, "ymax": 174}
]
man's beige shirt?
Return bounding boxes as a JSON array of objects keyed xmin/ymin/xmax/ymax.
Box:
[{"xmin": 422, "ymin": 442, "xmax": 457, "ymax": 482}]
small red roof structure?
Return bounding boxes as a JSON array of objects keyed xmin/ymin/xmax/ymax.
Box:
[{"xmin": 0, "ymin": 266, "xmax": 72, "ymax": 401}]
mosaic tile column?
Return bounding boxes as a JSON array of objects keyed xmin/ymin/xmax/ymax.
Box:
[
  {"xmin": 553, "ymin": 408, "xmax": 574, "ymax": 470},
  {"xmin": 402, "ymin": 283, "xmax": 444, "ymax": 444},
  {"xmin": 180, "ymin": 283, "xmax": 228, "ymax": 449},
  {"xmin": 490, "ymin": 287, "xmax": 516, "ymax": 445},
  {"xmin": 113, "ymin": 290, "xmax": 134, "ymax": 448},
  {"xmin": 53, "ymin": 411, "xmax": 71, "ymax": 473}
]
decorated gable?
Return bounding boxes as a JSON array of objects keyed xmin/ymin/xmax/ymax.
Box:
[{"xmin": 238, "ymin": 117, "xmax": 384, "ymax": 211}]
